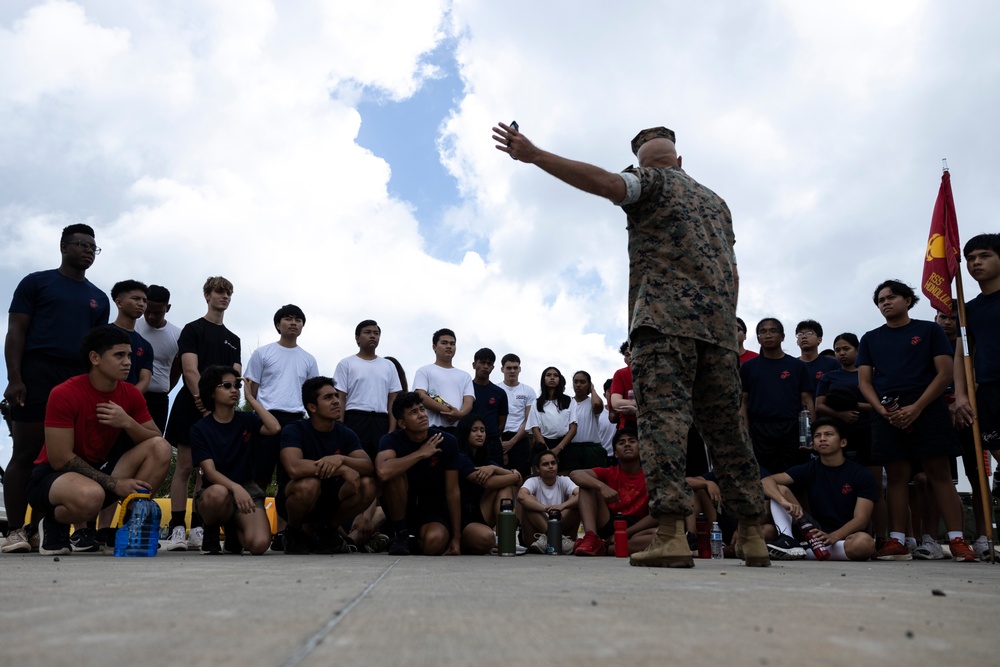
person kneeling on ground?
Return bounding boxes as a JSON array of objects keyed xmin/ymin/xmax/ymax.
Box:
[
  {"xmin": 376, "ymin": 392, "xmax": 462, "ymax": 556},
  {"xmin": 190, "ymin": 366, "xmax": 280, "ymax": 555},
  {"xmin": 516, "ymin": 446, "xmax": 579, "ymax": 554},
  {"xmin": 280, "ymin": 376, "xmax": 378, "ymax": 554},
  {"xmin": 761, "ymin": 418, "xmax": 876, "ymax": 561},
  {"xmin": 571, "ymin": 424, "xmax": 657, "ymax": 556},
  {"xmin": 455, "ymin": 413, "xmax": 522, "ymax": 554},
  {"xmin": 26, "ymin": 326, "xmax": 171, "ymax": 555}
]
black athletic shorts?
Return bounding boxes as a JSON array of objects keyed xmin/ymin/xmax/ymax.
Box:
[
  {"xmin": 10, "ymin": 353, "xmax": 82, "ymax": 422},
  {"xmin": 344, "ymin": 410, "xmax": 390, "ymax": 462},
  {"xmin": 871, "ymin": 394, "xmax": 960, "ymax": 463},
  {"xmin": 27, "ymin": 463, "xmax": 119, "ymax": 520}
]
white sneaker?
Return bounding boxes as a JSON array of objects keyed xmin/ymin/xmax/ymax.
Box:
[
  {"xmin": 187, "ymin": 526, "xmax": 204, "ymax": 551},
  {"xmin": 164, "ymin": 526, "xmax": 188, "ymax": 551},
  {"xmin": 561, "ymin": 535, "xmax": 575, "ymax": 555},
  {"xmin": 913, "ymin": 539, "xmax": 946, "ymax": 560},
  {"xmin": 973, "ymin": 536, "xmax": 994, "ymax": 562},
  {"xmin": 1, "ymin": 527, "xmax": 31, "ymax": 553},
  {"xmin": 528, "ymin": 533, "xmax": 548, "ymax": 554}
]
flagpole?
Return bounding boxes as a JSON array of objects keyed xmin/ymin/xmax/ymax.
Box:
[{"xmin": 948, "ymin": 157, "xmax": 996, "ymax": 563}]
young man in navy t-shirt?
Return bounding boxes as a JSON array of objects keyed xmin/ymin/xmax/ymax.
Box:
[
  {"xmin": 795, "ymin": 319, "xmax": 840, "ymax": 394},
  {"xmin": 280, "ymin": 376, "xmax": 377, "ymax": 554},
  {"xmin": 858, "ymin": 279, "xmax": 975, "ymax": 561},
  {"xmin": 3, "ymin": 224, "xmax": 110, "ymax": 553},
  {"xmin": 376, "ymin": 392, "xmax": 461, "ymax": 556},
  {"xmin": 952, "ymin": 233, "xmax": 1000, "ymax": 562},
  {"xmin": 740, "ymin": 318, "xmax": 814, "ymax": 473},
  {"xmin": 762, "ymin": 418, "xmax": 876, "ymax": 561}
]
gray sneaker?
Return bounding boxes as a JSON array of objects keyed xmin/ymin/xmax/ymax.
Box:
[
  {"xmin": 913, "ymin": 539, "xmax": 946, "ymax": 560},
  {"xmin": 187, "ymin": 526, "xmax": 204, "ymax": 551},
  {"xmin": 1, "ymin": 527, "xmax": 31, "ymax": 553},
  {"xmin": 528, "ymin": 533, "xmax": 549, "ymax": 554}
]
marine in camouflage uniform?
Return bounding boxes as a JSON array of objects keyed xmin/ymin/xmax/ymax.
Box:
[
  {"xmin": 492, "ymin": 121, "xmax": 770, "ymax": 567},
  {"xmin": 619, "ymin": 129, "xmax": 763, "ymax": 521}
]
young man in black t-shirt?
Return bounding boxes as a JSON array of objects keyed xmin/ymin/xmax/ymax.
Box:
[
  {"xmin": 858, "ymin": 279, "xmax": 975, "ymax": 561},
  {"xmin": 762, "ymin": 418, "xmax": 876, "ymax": 561},
  {"xmin": 164, "ymin": 276, "xmax": 242, "ymax": 551},
  {"xmin": 470, "ymin": 347, "xmax": 508, "ymax": 466},
  {"xmin": 190, "ymin": 365, "xmax": 280, "ymax": 555},
  {"xmin": 280, "ymin": 376, "xmax": 378, "ymax": 554},
  {"xmin": 795, "ymin": 319, "xmax": 840, "ymax": 395},
  {"xmin": 952, "ymin": 233, "xmax": 1000, "ymax": 562},
  {"xmin": 376, "ymin": 392, "xmax": 461, "ymax": 556}
]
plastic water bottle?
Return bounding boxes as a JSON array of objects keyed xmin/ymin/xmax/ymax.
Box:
[
  {"xmin": 710, "ymin": 521, "xmax": 724, "ymax": 559},
  {"xmin": 114, "ymin": 493, "xmax": 161, "ymax": 557},
  {"xmin": 547, "ymin": 510, "xmax": 562, "ymax": 555},
  {"xmin": 497, "ymin": 498, "xmax": 517, "ymax": 557},
  {"xmin": 798, "ymin": 406, "xmax": 811, "ymax": 449},
  {"xmin": 613, "ymin": 514, "xmax": 629, "ymax": 558}
]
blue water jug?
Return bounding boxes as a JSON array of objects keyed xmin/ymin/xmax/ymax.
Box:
[{"xmin": 113, "ymin": 493, "xmax": 161, "ymax": 557}]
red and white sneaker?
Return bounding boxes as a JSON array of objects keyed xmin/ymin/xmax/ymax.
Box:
[
  {"xmin": 574, "ymin": 530, "xmax": 608, "ymax": 557},
  {"xmin": 948, "ymin": 536, "xmax": 977, "ymax": 562}
]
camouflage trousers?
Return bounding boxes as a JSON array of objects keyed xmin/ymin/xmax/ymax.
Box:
[{"xmin": 630, "ymin": 329, "xmax": 764, "ymax": 518}]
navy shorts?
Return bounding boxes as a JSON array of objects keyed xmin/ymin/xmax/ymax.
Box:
[{"xmin": 871, "ymin": 395, "xmax": 961, "ymax": 463}]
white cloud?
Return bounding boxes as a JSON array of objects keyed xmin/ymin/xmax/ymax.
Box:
[{"xmin": 2, "ymin": 0, "xmax": 999, "ymax": 472}]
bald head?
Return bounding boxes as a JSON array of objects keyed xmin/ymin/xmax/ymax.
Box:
[{"xmin": 637, "ymin": 138, "xmax": 680, "ymax": 168}]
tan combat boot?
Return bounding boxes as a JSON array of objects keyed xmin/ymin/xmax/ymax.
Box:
[
  {"xmin": 735, "ymin": 518, "xmax": 771, "ymax": 567},
  {"xmin": 629, "ymin": 514, "xmax": 694, "ymax": 568}
]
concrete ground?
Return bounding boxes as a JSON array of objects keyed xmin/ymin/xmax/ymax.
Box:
[{"xmin": 1, "ymin": 549, "xmax": 997, "ymax": 667}]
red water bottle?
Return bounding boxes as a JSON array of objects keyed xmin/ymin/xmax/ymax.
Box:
[
  {"xmin": 613, "ymin": 514, "xmax": 629, "ymax": 558},
  {"xmin": 695, "ymin": 513, "xmax": 711, "ymax": 559},
  {"xmin": 795, "ymin": 517, "xmax": 831, "ymax": 561}
]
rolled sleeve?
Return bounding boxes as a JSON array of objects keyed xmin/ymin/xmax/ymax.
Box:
[{"xmin": 617, "ymin": 172, "xmax": 641, "ymax": 206}]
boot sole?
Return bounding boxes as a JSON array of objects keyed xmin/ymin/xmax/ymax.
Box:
[
  {"xmin": 629, "ymin": 555, "xmax": 694, "ymax": 568},
  {"xmin": 744, "ymin": 556, "xmax": 772, "ymax": 567}
]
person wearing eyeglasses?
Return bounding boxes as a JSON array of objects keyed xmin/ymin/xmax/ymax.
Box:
[
  {"xmin": 795, "ymin": 320, "xmax": 839, "ymax": 396},
  {"xmin": 163, "ymin": 276, "xmax": 241, "ymax": 552},
  {"xmin": 3, "ymin": 224, "xmax": 110, "ymax": 554},
  {"xmin": 189, "ymin": 366, "xmax": 280, "ymax": 555}
]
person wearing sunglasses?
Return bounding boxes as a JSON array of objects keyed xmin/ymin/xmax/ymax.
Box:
[{"xmin": 189, "ymin": 366, "xmax": 280, "ymax": 555}]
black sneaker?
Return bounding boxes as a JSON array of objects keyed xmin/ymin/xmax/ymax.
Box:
[
  {"xmin": 387, "ymin": 531, "xmax": 410, "ymax": 556},
  {"xmin": 222, "ymin": 522, "xmax": 243, "ymax": 555},
  {"xmin": 767, "ymin": 533, "xmax": 806, "ymax": 560},
  {"xmin": 95, "ymin": 527, "xmax": 117, "ymax": 551},
  {"xmin": 38, "ymin": 517, "xmax": 71, "ymax": 556},
  {"xmin": 70, "ymin": 527, "xmax": 100, "ymax": 553},
  {"xmin": 200, "ymin": 525, "xmax": 222, "ymax": 555},
  {"xmin": 283, "ymin": 527, "xmax": 310, "ymax": 555},
  {"xmin": 314, "ymin": 524, "xmax": 345, "ymax": 554},
  {"xmin": 270, "ymin": 531, "xmax": 285, "ymax": 552}
]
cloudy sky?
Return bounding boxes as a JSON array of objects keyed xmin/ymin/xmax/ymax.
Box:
[{"xmin": 1, "ymin": 1, "xmax": 997, "ymax": 469}]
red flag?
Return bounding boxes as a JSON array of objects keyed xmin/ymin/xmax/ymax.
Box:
[{"xmin": 921, "ymin": 170, "xmax": 961, "ymax": 314}]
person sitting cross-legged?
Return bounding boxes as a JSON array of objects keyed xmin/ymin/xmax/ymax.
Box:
[
  {"xmin": 761, "ymin": 418, "xmax": 876, "ymax": 561},
  {"xmin": 516, "ymin": 446, "xmax": 579, "ymax": 554},
  {"xmin": 570, "ymin": 424, "xmax": 657, "ymax": 556}
]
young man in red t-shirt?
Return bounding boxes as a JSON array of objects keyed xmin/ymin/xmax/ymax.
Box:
[
  {"xmin": 26, "ymin": 326, "xmax": 171, "ymax": 555},
  {"xmin": 570, "ymin": 425, "xmax": 657, "ymax": 556}
]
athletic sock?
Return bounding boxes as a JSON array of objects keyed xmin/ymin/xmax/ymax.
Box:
[
  {"xmin": 828, "ymin": 540, "xmax": 848, "ymax": 560},
  {"xmin": 190, "ymin": 512, "xmax": 204, "ymax": 529},
  {"xmin": 170, "ymin": 511, "xmax": 186, "ymax": 529},
  {"xmin": 890, "ymin": 531, "xmax": 905, "ymax": 544},
  {"xmin": 946, "ymin": 531, "xmax": 963, "ymax": 541}
]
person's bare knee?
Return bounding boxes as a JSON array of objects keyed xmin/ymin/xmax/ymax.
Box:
[{"xmin": 419, "ymin": 523, "xmax": 449, "ymax": 555}]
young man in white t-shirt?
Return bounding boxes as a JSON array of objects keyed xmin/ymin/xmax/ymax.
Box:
[
  {"xmin": 498, "ymin": 353, "xmax": 537, "ymax": 479},
  {"xmin": 333, "ymin": 319, "xmax": 402, "ymax": 461},
  {"xmin": 134, "ymin": 284, "xmax": 181, "ymax": 432},
  {"xmin": 413, "ymin": 328, "xmax": 474, "ymax": 434},
  {"xmin": 243, "ymin": 304, "xmax": 319, "ymax": 549}
]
